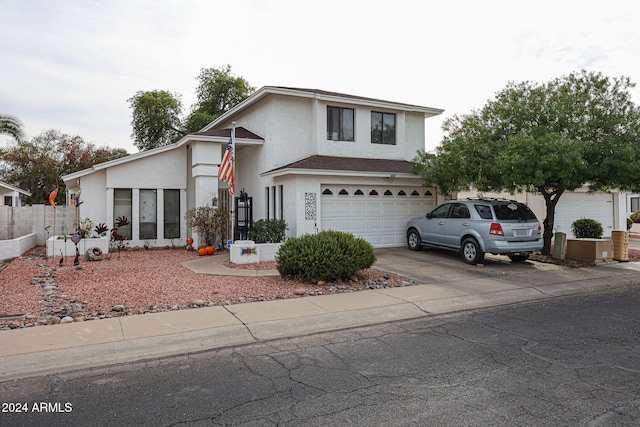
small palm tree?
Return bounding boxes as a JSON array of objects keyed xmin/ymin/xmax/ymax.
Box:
[{"xmin": 0, "ymin": 114, "xmax": 25, "ymax": 142}]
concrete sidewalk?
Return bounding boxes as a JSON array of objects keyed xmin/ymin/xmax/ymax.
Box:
[
  {"xmin": 1, "ymin": 249, "xmax": 639, "ymax": 381},
  {"xmin": 182, "ymin": 254, "xmax": 280, "ymax": 276}
]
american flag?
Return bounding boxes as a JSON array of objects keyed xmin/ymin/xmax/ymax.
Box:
[{"xmin": 218, "ymin": 137, "xmax": 234, "ymax": 196}]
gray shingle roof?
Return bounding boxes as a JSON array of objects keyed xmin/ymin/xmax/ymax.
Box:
[{"xmin": 267, "ymin": 155, "xmax": 415, "ymax": 174}]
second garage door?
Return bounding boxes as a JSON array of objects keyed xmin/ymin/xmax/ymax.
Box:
[
  {"xmin": 321, "ymin": 185, "xmax": 437, "ymax": 247},
  {"xmin": 554, "ymin": 192, "xmax": 614, "ymax": 238}
]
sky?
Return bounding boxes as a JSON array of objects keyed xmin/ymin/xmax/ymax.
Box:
[{"xmin": 1, "ymin": 0, "xmax": 640, "ymax": 154}]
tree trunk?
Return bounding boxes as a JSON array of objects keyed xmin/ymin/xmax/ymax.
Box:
[{"xmin": 540, "ymin": 188, "xmax": 564, "ymax": 255}]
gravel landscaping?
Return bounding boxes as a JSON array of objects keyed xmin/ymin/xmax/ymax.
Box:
[{"xmin": 0, "ymin": 247, "xmax": 417, "ymax": 330}]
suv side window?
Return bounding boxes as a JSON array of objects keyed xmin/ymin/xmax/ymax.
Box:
[
  {"xmin": 474, "ymin": 205, "xmax": 493, "ymax": 219},
  {"xmin": 430, "ymin": 204, "xmax": 450, "ymax": 218},
  {"xmin": 450, "ymin": 203, "xmax": 470, "ymax": 219}
]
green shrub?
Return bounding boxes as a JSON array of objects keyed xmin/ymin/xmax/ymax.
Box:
[
  {"xmin": 571, "ymin": 218, "xmax": 604, "ymax": 239},
  {"xmin": 631, "ymin": 210, "xmax": 640, "ymax": 223},
  {"xmin": 247, "ymin": 219, "xmax": 287, "ymax": 243},
  {"xmin": 275, "ymin": 230, "xmax": 376, "ymax": 282}
]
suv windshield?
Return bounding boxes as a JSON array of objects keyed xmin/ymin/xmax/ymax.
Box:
[{"xmin": 493, "ymin": 202, "xmax": 537, "ymax": 221}]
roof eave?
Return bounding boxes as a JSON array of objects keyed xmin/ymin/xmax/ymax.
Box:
[
  {"xmin": 0, "ymin": 181, "xmax": 32, "ymax": 196},
  {"xmin": 261, "ymin": 168, "xmax": 418, "ymax": 179}
]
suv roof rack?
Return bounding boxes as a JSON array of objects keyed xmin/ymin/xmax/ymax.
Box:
[{"xmin": 465, "ymin": 197, "xmax": 518, "ymax": 203}]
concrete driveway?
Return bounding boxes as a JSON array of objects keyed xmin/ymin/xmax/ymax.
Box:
[
  {"xmin": 371, "ymin": 245, "xmax": 633, "ymax": 298},
  {"xmin": 374, "ymin": 246, "xmax": 549, "ymax": 282}
]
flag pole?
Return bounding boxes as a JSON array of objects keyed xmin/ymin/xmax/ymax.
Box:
[{"xmin": 231, "ymin": 121, "xmax": 236, "ymax": 243}]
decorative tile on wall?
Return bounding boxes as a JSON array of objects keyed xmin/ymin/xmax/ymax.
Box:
[{"xmin": 305, "ymin": 192, "xmax": 317, "ymax": 220}]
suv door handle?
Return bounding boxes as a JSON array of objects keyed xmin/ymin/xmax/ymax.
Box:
[
  {"xmin": 438, "ymin": 221, "xmax": 445, "ymax": 225},
  {"xmin": 462, "ymin": 222, "xmax": 470, "ymax": 226}
]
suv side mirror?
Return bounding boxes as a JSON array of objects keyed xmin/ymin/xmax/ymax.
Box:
[{"xmin": 426, "ymin": 212, "xmax": 433, "ymax": 219}]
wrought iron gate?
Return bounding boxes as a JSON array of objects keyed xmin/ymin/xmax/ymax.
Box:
[{"xmin": 234, "ymin": 190, "xmax": 253, "ymax": 241}]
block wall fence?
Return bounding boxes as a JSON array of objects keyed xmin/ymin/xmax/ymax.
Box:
[{"xmin": 0, "ymin": 205, "xmax": 76, "ymax": 245}]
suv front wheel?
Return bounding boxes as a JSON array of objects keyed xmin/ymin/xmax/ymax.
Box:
[{"xmin": 461, "ymin": 237, "xmax": 484, "ymax": 265}]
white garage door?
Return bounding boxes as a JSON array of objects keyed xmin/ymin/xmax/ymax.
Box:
[
  {"xmin": 321, "ymin": 185, "xmax": 437, "ymax": 248},
  {"xmin": 554, "ymin": 192, "xmax": 614, "ymax": 238}
]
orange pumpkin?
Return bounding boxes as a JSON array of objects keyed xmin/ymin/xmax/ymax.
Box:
[
  {"xmin": 197, "ymin": 248, "xmax": 207, "ymax": 256},
  {"xmin": 205, "ymin": 246, "xmax": 215, "ymax": 255}
]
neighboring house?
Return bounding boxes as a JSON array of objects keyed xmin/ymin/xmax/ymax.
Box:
[
  {"xmin": 62, "ymin": 86, "xmax": 444, "ymax": 248},
  {"xmin": 457, "ymin": 187, "xmax": 628, "ymax": 239},
  {"xmin": 626, "ymin": 193, "xmax": 640, "ymax": 218},
  {"xmin": 0, "ymin": 181, "xmax": 31, "ymax": 207}
]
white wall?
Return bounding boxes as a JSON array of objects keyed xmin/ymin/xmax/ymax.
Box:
[
  {"xmin": 0, "ymin": 233, "xmax": 36, "ymax": 260},
  {"xmin": 107, "ymin": 148, "xmax": 187, "ymax": 189},
  {"xmin": 282, "ymin": 175, "xmax": 321, "ymax": 238},
  {"xmin": 75, "ymin": 169, "xmax": 107, "ymax": 227},
  {"xmin": 0, "ymin": 205, "xmax": 75, "ymax": 245}
]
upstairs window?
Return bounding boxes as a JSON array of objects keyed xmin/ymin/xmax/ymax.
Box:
[
  {"xmin": 371, "ymin": 111, "xmax": 396, "ymax": 145},
  {"xmin": 327, "ymin": 106, "xmax": 354, "ymax": 141}
]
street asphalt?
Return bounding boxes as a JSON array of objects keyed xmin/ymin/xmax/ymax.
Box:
[{"xmin": 1, "ymin": 243, "xmax": 639, "ymax": 382}]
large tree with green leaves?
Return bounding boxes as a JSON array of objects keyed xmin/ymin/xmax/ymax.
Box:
[
  {"xmin": 128, "ymin": 90, "xmax": 184, "ymax": 151},
  {"xmin": 414, "ymin": 70, "xmax": 640, "ymax": 254},
  {"xmin": 0, "ymin": 129, "xmax": 128, "ymax": 205},
  {"xmin": 186, "ymin": 64, "xmax": 255, "ymax": 131},
  {"xmin": 128, "ymin": 65, "xmax": 255, "ymax": 151}
]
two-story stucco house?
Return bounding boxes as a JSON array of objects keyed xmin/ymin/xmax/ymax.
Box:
[{"xmin": 62, "ymin": 87, "xmax": 443, "ymax": 248}]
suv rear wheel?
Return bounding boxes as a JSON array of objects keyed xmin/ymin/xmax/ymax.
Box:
[
  {"xmin": 461, "ymin": 237, "xmax": 484, "ymax": 265},
  {"xmin": 407, "ymin": 229, "xmax": 422, "ymax": 251}
]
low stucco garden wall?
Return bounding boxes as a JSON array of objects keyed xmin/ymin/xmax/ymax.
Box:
[
  {"xmin": 0, "ymin": 233, "xmax": 36, "ymax": 260},
  {"xmin": 230, "ymin": 241, "xmax": 281, "ymax": 264},
  {"xmin": 46, "ymin": 235, "xmax": 110, "ymax": 258}
]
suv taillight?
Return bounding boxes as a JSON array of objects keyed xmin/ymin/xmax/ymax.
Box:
[{"xmin": 489, "ymin": 222, "xmax": 504, "ymax": 236}]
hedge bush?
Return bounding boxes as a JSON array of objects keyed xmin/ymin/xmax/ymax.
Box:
[
  {"xmin": 275, "ymin": 230, "xmax": 376, "ymax": 282},
  {"xmin": 631, "ymin": 210, "xmax": 640, "ymax": 223},
  {"xmin": 247, "ymin": 219, "xmax": 287, "ymax": 243},
  {"xmin": 571, "ymin": 218, "xmax": 604, "ymax": 239}
]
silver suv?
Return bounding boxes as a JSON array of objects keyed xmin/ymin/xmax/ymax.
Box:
[{"xmin": 406, "ymin": 198, "xmax": 543, "ymax": 264}]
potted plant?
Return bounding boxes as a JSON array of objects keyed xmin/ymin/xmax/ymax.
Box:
[
  {"xmin": 231, "ymin": 219, "xmax": 288, "ymax": 264},
  {"xmin": 566, "ymin": 218, "xmax": 612, "ymax": 264},
  {"xmin": 186, "ymin": 207, "xmax": 230, "ymax": 249}
]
